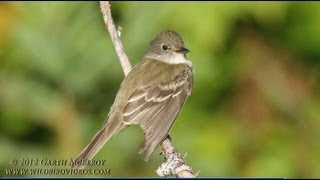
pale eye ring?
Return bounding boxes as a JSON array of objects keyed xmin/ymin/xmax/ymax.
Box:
[{"xmin": 161, "ymin": 44, "xmax": 169, "ymax": 51}]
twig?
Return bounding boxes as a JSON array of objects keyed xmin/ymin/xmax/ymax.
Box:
[
  {"xmin": 99, "ymin": 1, "xmax": 196, "ymax": 177},
  {"xmin": 156, "ymin": 136, "xmax": 196, "ymax": 177},
  {"xmin": 100, "ymin": 1, "xmax": 131, "ymax": 75}
]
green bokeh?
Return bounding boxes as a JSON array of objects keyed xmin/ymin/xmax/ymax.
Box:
[{"xmin": 0, "ymin": 1, "xmax": 319, "ymax": 178}]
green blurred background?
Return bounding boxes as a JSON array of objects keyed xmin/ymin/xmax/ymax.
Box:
[{"xmin": 1, "ymin": 1, "xmax": 320, "ymax": 178}]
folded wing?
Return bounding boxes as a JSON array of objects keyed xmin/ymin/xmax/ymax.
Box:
[{"xmin": 122, "ymin": 67, "xmax": 193, "ymax": 160}]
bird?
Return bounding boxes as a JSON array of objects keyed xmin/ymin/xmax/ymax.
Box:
[{"xmin": 72, "ymin": 30, "xmax": 193, "ymax": 169}]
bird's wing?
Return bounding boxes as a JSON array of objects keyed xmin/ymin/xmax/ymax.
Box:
[{"xmin": 122, "ymin": 67, "xmax": 193, "ymax": 160}]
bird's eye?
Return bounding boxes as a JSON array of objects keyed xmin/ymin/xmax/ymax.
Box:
[{"xmin": 161, "ymin": 44, "xmax": 169, "ymax": 51}]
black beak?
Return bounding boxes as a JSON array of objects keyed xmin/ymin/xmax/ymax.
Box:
[{"xmin": 175, "ymin": 47, "xmax": 190, "ymax": 54}]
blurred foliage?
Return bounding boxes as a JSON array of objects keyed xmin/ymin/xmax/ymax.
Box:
[{"xmin": 1, "ymin": 1, "xmax": 320, "ymax": 178}]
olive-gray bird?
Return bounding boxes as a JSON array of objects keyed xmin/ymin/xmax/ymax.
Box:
[{"xmin": 73, "ymin": 30, "xmax": 193, "ymax": 169}]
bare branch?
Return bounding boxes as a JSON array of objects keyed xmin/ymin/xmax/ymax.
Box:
[
  {"xmin": 99, "ymin": 1, "xmax": 131, "ymax": 75},
  {"xmin": 99, "ymin": 1, "xmax": 196, "ymax": 177},
  {"xmin": 156, "ymin": 136, "xmax": 196, "ymax": 178}
]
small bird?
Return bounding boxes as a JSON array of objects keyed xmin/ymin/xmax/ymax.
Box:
[{"xmin": 73, "ymin": 30, "xmax": 193, "ymax": 169}]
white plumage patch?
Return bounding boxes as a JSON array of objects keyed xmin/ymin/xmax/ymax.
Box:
[{"xmin": 145, "ymin": 53, "xmax": 193, "ymax": 67}]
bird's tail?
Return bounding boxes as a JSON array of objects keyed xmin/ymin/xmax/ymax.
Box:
[{"xmin": 72, "ymin": 113, "xmax": 122, "ymax": 169}]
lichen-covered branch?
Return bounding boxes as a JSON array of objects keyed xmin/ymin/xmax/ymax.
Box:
[
  {"xmin": 156, "ymin": 136, "xmax": 196, "ymax": 177},
  {"xmin": 99, "ymin": 1, "xmax": 196, "ymax": 177}
]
